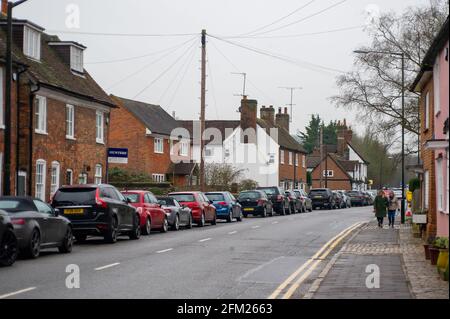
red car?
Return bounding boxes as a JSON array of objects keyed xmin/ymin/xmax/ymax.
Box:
[
  {"xmin": 168, "ymin": 192, "xmax": 216, "ymax": 227},
  {"xmin": 122, "ymin": 191, "xmax": 168, "ymax": 234}
]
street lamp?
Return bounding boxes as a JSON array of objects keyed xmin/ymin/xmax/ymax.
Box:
[{"xmin": 354, "ymin": 49, "xmax": 406, "ymax": 224}]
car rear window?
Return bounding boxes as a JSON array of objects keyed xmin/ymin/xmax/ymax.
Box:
[
  {"xmin": 122, "ymin": 193, "xmax": 140, "ymax": 203},
  {"xmin": 0, "ymin": 199, "xmax": 35, "ymax": 212},
  {"xmin": 205, "ymin": 194, "xmax": 225, "ymax": 201},
  {"xmin": 257, "ymin": 187, "xmax": 278, "ymax": 195},
  {"xmin": 169, "ymin": 194, "xmax": 195, "ymax": 202},
  {"xmin": 157, "ymin": 198, "xmax": 176, "ymax": 206},
  {"xmin": 310, "ymin": 189, "xmax": 328, "ymax": 195},
  {"xmin": 239, "ymin": 191, "xmax": 261, "ymax": 200},
  {"xmin": 53, "ymin": 188, "xmax": 97, "ymax": 205}
]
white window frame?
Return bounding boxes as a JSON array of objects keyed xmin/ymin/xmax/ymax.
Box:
[
  {"xmin": 96, "ymin": 111, "xmax": 104, "ymax": 144},
  {"xmin": 295, "ymin": 154, "xmax": 299, "ymax": 167},
  {"xmin": 434, "ymin": 61, "xmax": 440, "ymax": 115},
  {"xmin": 70, "ymin": 46, "xmax": 84, "ymax": 73},
  {"xmin": 169, "ymin": 139, "xmax": 174, "ymax": 155},
  {"xmin": 437, "ymin": 159, "xmax": 444, "ymax": 211},
  {"xmin": 323, "ymin": 170, "xmax": 334, "ymax": 177},
  {"xmin": 302, "ymin": 155, "xmax": 306, "ymax": 168},
  {"xmin": 50, "ymin": 161, "xmax": 60, "ymax": 196},
  {"xmin": 66, "ymin": 104, "xmax": 75, "ymax": 139},
  {"xmin": 280, "ymin": 150, "xmax": 285, "ymax": 164},
  {"xmin": 35, "ymin": 159, "xmax": 46, "ymax": 201},
  {"xmin": 424, "ymin": 170, "xmax": 430, "ymax": 209},
  {"xmin": 78, "ymin": 173, "xmax": 88, "ymax": 185},
  {"xmin": 179, "ymin": 141, "xmax": 189, "ymax": 157},
  {"xmin": 94, "ymin": 164, "xmax": 102, "ymax": 185},
  {"xmin": 152, "ymin": 174, "xmax": 165, "ymax": 183},
  {"xmin": 23, "ymin": 25, "xmax": 41, "ymax": 61},
  {"xmin": 289, "ymin": 152, "xmax": 293, "ymax": 166},
  {"xmin": 0, "ymin": 68, "xmax": 4, "ymax": 129},
  {"xmin": 154, "ymin": 138, "xmax": 164, "ymax": 154},
  {"xmin": 35, "ymin": 96, "xmax": 47, "ymax": 134},
  {"xmin": 66, "ymin": 169, "xmax": 73, "ymax": 186},
  {"xmin": 424, "ymin": 92, "xmax": 430, "ymax": 130}
]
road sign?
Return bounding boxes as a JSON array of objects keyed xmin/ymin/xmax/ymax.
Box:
[{"xmin": 108, "ymin": 148, "xmax": 128, "ymax": 164}]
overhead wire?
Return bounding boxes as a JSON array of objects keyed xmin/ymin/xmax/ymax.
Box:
[{"xmin": 47, "ymin": 30, "xmax": 198, "ymax": 38}]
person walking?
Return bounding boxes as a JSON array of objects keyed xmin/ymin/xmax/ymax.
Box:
[
  {"xmin": 373, "ymin": 190, "xmax": 388, "ymax": 228},
  {"xmin": 387, "ymin": 191, "xmax": 399, "ymax": 228}
]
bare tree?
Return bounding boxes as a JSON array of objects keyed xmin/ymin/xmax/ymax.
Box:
[
  {"xmin": 332, "ymin": 0, "xmax": 448, "ymax": 144},
  {"xmin": 204, "ymin": 163, "xmax": 245, "ymax": 191}
]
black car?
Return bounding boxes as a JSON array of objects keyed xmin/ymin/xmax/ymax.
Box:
[
  {"xmin": 238, "ymin": 190, "xmax": 273, "ymax": 218},
  {"xmin": 0, "ymin": 197, "xmax": 73, "ymax": 258},
  {"xmin": 346, "ymin": 191, "xmax": 366, "ymax": 206},
  {"xmin": 309, "ymin": 188, "xmax": 335, "ymax": 210},
  {"xmin": 157, "ymin": 197, "xmax": 193, "ymax": 230},
  {"xmin": 0, "ymin": 209, "xmax": 18, "ymax": 267},
  {"xmin": 285, "ymin": 190, "xmax": 302, "ymax": 214},
  {"xmin": 256, "ymin": 186, "xmax": 290, "ymax": 215},
  {"xmin": 52, "ymin": 184, "xmax": 141, "ymax": 243}
]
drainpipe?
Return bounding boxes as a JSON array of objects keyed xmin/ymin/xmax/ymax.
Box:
[
  {"xmin": 28, "ymin": 82, "xmax": 40, "ymax": 195},
  {"xmin": 15, "ymin": 66, "xmax": 28, "ymax": 195}
]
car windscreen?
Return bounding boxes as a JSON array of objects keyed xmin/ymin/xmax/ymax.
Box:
[
  {"xmin": 309, "ymin": 190, "xmax": 328, "ymax": 195},
  {"xmin": 122, "ymin": 193, "xmax": 140, "ymax": 203},
  {"xmin": 53, "ymin": 188, "xmax": 97, "ymax": 205},
  {"xmin": 239, "ymin": 192, "xmax": 261, "ymax": 200},
  {"xmin": 169, "ymin": 194, "xmax": 195, "ymax": 202},
  {"xmin": 0, "ymin": 199, "xmax": 35, "ymax": 212},
  {"xmin": 258, "ymin": 188, "xmax": 277, "ymax": 195},
  {"xmin": 158, "ymin": 198, "xmax": 176, "ymax": 206},
  {"xmin": 205, "ymin": 194, "xmax": 225, "ymax": 201}
]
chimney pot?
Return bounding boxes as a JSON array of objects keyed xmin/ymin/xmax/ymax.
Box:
[
  {"xmin": 269, "ymin": 105, "xmax": 274, "ymax": 109},
  {"xmin": 284, "ymin": 107, "xmax": 288, "ymax": 114}
]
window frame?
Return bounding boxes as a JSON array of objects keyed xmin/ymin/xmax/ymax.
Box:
[
  {"xmin": 289, "ymin": 152, "xmax": 293, "ymax": 166},
  {"xmin": 66, "ymin": 104, "xmax": 75, "ymax": 139},
  {"xmin": 154, "ymin": 138, "xmax": 164, "ymax": 154},
  {"xmin": 35, "ymin": 96, "xmax": 47, "ymax": 134},
  {"xmin": 280, "ymin": 150, "xmax": 285, "ymax": 164},
  {"xmin": 96, "ymin": 111, "xmax": 104, "ymax": 144},
  {"xmin": 66, "ymin": 169, "xmax": 73, "ymax": 186},
  {"xmin": 35, "ymin": 159, "xmax": 46, "ymax": 201},
  {"xmin": 152, "ymin": 174, "xmax": 165, "ymax": 183},
  {"xmin": 179, "ymin": 141, "xmax": 189, "ymax": 157},
  {"xmin": 23, "ymin": 25, "xmax": 41, "ymax": 61},
  {"xmin": 95, "ymin": 164, "xmax": 102, "ymax": 185},
  {"xmin": 70, "ymin": 46, "xmax": 84, "ymax": 73},
  {"xmin": 424, "ymin": 92, "xmax": 430, "ymax": 130},
  {"xmin": 50, "ymin": 161, "xmax": 60, "ymax": 196}
]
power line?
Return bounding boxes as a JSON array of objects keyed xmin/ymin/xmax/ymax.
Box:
[
  {"xmin": 47, "ymin": 30, "xmax": 198, "ymax": 38},
  {"xmin": 251, "ymin": 0, "xmax": 349, "ymax": 37},
  {"xmin": 240, "ymin": 0, "xmax": 317, "ymax": 36},
  {"xmin": 133, "ymin": 40, "xmax": 197, "ymax": 99}
]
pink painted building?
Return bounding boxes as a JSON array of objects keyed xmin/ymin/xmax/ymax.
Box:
[{"xmin": 413, "ymin": 17, "xmax": 449, "ymax": 237}]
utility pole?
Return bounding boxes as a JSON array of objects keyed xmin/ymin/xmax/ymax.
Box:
[
  {"xmin": 319, "ymin": 126, "xmax": 323, "ymax": 188},
  {"xmin": 325, "ymin": 144, "xmax": 328, "ymax": 188},
  {"xmin": 279, "ymin": 87, "xmax": 302, "ymax": 123},
  {"xmin": 200, "ymin": 29, "xmax": 207, "ymax": 192},
  {"xmin": 400, "ymin": 53, "xmax": 405, "ymax": 224}
]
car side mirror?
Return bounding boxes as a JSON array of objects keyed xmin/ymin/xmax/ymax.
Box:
[
  {"xmin": 125, "ymin": 198, "xmax": 131, "ymax": 204},
  {"xmin": 53, "ymin": 208, "xmax": 60, "ymax": 216}
]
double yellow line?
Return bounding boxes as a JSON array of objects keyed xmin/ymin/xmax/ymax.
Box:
[{"xmin": 268, "ymin": 222, "xmax": 363, "ymax": 299}]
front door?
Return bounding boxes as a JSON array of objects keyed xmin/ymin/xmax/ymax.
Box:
[{"xmin": 17, "ymin": 171, "xmax": 27, "ymax": 196}]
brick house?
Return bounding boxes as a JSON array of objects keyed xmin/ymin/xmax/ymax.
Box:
[
  {"xmin": 0, "ymin": 12, "xmax": 115, "ymax": 201},
  {"xmin": 411, "ymin": 16, "xmax": 449, "ymax": 238},
  {"xmin": 109, "ymin": 96, "xmax": 194, "ymax": 187}
]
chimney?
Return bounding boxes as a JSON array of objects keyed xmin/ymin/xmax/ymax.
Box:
[
  {"xmin": 1, "ymin": 0, "xmax": 7, "ymax": 17},
  {"xmin": 260, "ymin": 105, "xmax": 275, "ymax": 125},
  {"xmin": 240, "ymin": 96, "xmax": 258, "ymax": 143},
  {"xmin": 276, "ymin": 107, "xmax": 290, "ymax": 133},
  {"xmin": 337, "ymin": 120, "xmax": 347, "ymax": 156}
]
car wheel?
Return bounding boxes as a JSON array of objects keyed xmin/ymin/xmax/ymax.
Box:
[
  {"xmin": 262, "ymin": 206, "xmax": 267, "ymax": 218},
  {"xmin": 236, "ymin": 209, "xmax": 243, "ymax": 222},
  {"xmin": 0, "ymin": 228, "xmax": 18, "ymax": 267},
  {"xmin": 211, "ymin": 213, "xmax": 217, "ymax": 225},
  {"xmin": 243, "ymin": 213, "xmax": 248, "ymax": 218},
  {"xmin": 104, "ymin": 216, "xmax": 118, "ymax": 244},
  {"xmin": 161, "ymin": 218, "xmax": 169, "ymax": 233},
  {"xmin": 24, "ymin": 228, "xmax": 41, "ymax": 259},
  {"xmin": 58, "ymin": 226, "xmax": 73, "ymax": 254},
  {"xmin": 226, "ymin": 210, "xmax": 233, "ymax": 223},
  {"xmin": 172, "ymin": 215, "xmax": 180, "ymax": 231},
  {"xmin": 198, "ymin": 212, "xmax": 205, "ymax": 227},
  {"xmin": 280, "ymin": 204, "xmax": 286, "ymax": 216},
  {"xmin": 129, "ymin": 215, "xmax": 141, "ymax": 240},
  {"xmin": 186, "ymin": 214, "xmax": 193, "ymax": 229},
  {"xmin": 143, "ymin": 217, "xmax": 152, "ymax": 235}
]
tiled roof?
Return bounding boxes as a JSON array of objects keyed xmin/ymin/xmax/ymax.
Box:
[
  {"xmin": 178, "ymin": 120, "xmax": 240, "ymax": 145},
  {"xmin": 168, "ymin": 162, "xmax": 198, "ymax": 175},
  {"xmin": 257, "ymin": 118, "xmax": 307, "ymax": 153}
]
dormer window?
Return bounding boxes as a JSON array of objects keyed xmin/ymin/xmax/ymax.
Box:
[
  {"xmin": 71, "ymin": 46, "xmax": 84, "ymax": 73},
  {"xmin": 23, "ymin": 25, "xmax": 41, "ymax": 61}
]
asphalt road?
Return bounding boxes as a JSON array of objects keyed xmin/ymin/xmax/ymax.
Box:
[{"xmin": 0, "ymin": 206, "xmax": 373, "ymax": 299}]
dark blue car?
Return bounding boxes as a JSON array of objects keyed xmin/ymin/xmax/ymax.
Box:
[{"xmin": 205, "ymin": 192, "xmax": 243, "ymax": 223}]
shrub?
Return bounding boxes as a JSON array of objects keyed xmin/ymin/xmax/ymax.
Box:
[{"xmin": 409, "ymin": 177, "xmax": 421, "ymax": 193}]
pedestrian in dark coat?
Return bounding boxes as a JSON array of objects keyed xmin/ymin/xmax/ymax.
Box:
[{"xmin": 373, "ymin": 190, "xmax": 388, "ymax": 228}]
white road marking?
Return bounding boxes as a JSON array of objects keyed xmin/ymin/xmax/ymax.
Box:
[
  {"xmin": 156, "ymin": 248, "xmax": 174, "ymax": 254},
  {"xmin": 228, "ymin": 231, "xmax": 238, "ymax": 235},
  {"xmin": 95, "ymin": 263, "xmax": 120, "ymax": 271},
  {"xmin": 272, "ymin": 221, "xmax": 279, "ymax": 225},
  {"xmin": 199, "ymin": 238, "xmax": 212, "ymax": 242},
  {"xmin": 0, "ymin": 287, "xmax": 36, "ymax": 299},
  {"xmin": 251, "ymin": 225, "xmax": 261, "ymax": 229}
]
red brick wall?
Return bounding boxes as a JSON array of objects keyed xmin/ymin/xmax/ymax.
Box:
[
  {"xmin": 279, "ymin": 148, "xmax": 307, "ymax": 188},
  {"xmin": 310, "ymin": 156, "xmax": 352, "ymax": 190}
]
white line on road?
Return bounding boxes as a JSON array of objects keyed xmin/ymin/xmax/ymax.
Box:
[
  {"xmin": 0, "ymin": 287, "xmax": 36, "ymax": 299},
  {"xmin": 199, "ymin": 238, "xmax": 212, "ymax": 242},
  {"xmin": 251, "ymin": 225, "xmax": 261, "ymax": 229},
  {"xmin": 272, "ymin": 221, "xmax": 279, "ymax": 225},
  {"xmin": 95, "ymin": 263, "xmax": 120, "ymax": 271},
  {"xmin": 228, "ymin": 231, "xmax": 238, "ymax": 235},
  {"xmin": 156, "ymin": 248, "xmax": 174, "ymax": 254}
]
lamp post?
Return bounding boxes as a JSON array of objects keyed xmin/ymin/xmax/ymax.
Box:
[{"xmin": 354, "ymin": 49, "xmax": 406, "ymax": 224}]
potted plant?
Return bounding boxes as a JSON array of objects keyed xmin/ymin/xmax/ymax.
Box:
[
  {"xmin": 423, "ymin": 236, "xmax": 435, "ymax": 260},
  {"xmin": 429, "ymin": 238, "xmax": 441, "ymax": 266},
  {"xmin": 435, "ymin": 237, "xmax": 449, "ymax": 279}
]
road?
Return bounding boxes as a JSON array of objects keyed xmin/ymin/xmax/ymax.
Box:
[{"xmin": 0, "ymin": 206, "xmax": 373, "ymax": 299}]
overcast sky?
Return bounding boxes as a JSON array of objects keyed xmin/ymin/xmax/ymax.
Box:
[{"xmin": 15, "ymin": 0, "xmax": 426, "ymax": 136}]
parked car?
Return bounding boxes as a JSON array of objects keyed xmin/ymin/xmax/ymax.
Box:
[
  {"xmin": 168, "ymin": 192, "xmax": 216, "ymax": 227},
  {"xmin": 337, "ymin": 191, "xmax": 351, "ymax": 208},
  {"xmin": 285, "ymin": 190, "xmax": 302, "ymax": 214},
  {"xmin": 293, "ymin": 189, "xmax": 313, "ymax": 212},
  {"xmin": 364, "ymin": 191, "xmax": 375, "ymax": 205},
  {"xmin": 332, "ymin": 191, "xmax": 345, "ymax": 209},
  {"xmin": 52, "ymin": 184, "xmax": 141, "ymax": 243},
  {"xmin": 238, "ymin": 190, "xmax": 273, "ymax": 218},
  {"xmin": 309, "ymin": 188, "xmax": 335, "ymax": 210},
  {"xmin": 122, "ymin": 191, "xmax": 168, "ymax": 234},
  {"xmin": 361, "ymin": 191, "xmax": 372, "ymax": 205},
  {"xmin": 157, "ymin": 197, "xmax": 193, "ymax": 230},
  {"xmin": 0, "ymin": 197, "xmax": 73, "ymax": 258},
  {"xmin": 346, "ymin": 191, "xmax": 366, "ymax": 206},
  {"xmin": 205, "ymin": 192, "xmax": 243, "ymax": 222},
  {"xmin": 0, "ymin": 209, "xmax": 18, "ymax": 267},
  {"xmin": 256, "ymin": 186, "xmax": 290, "ymax": 215}
]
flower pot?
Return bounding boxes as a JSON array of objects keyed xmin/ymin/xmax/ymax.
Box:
[
  {"xmin": 429, "ymin": 247, "xmax": 440, "ymax": 265},
  {"xmin": 423, "ymin": 244, "xmax": 431, "ymax": 260},
  {"xmin": 437, "ymin": 249, "xmax": 449, "ymax": 271}
]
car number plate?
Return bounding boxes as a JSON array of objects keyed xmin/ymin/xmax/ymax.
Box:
[
  {"xmin": 244, "ymin": 208, "xmax": 254, "ymax": 211},
  {"xmin": 64, "ymin": 208, "xmax": 84, "ymax": 215}
]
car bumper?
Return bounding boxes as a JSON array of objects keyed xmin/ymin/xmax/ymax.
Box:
[
  {"xmin": 215, "ymin": 207, "xmax": 231, "ymax": 218},
  {"xmin": 242, "ymin": 207, "xmax": 265, "ymax": 215},
  {"xmin": 70, "ymin": 221, "xmax": 110, "ymax": 236}
]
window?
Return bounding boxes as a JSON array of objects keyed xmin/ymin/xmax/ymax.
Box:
[
  {"xmin": 33, "ymin": 200, "xmax": 53, "ymax": 215},
  {"xmin": 0, "ymin": 68, "xmax": 4, "ymax": 128},
  {"xmin": 295, "ymin": 154, "xmax": 299, "ymax": 167},
  {"xmin": 289, "ymin": 152, "xmax": 293, "ymax": 166},
  {"xmin": 437, "ymin": 159, "xmax": 444, "ymax": 211},
  {"xmin": 66, "ymin": 104, "xmax": 75, "ymax": 139},
  {"xmin": 280, "ymin": 150, "xmax": 285, "ymax": 164},
  {"xmin": 154, "ymin": 138, "xmax": 164, "ymax": 154},
  {"xmin": 23, "ymin": 26, "xmax": 41, "ymax": 61},
  {"xmin": 78, "ymin": 173, "xmax": 88, "ymax": 185},
  {"xmin": 205, "ymin": 147, "xmax": 213, "ymax": 157},
  {"xmin": 434, "ymin": 61, "xmax": 440, "ymax": 115},
  {"xmin": 424, "ymin": 170, "xmax": 429, "ymax": 209},
  {"xmin": 179, "ymin": 141, "xmax": 189, "ymax": 157},
  {"xmin": 152, "ymin": 174, "xmax": 165, "ymax": 183},
  {"xmin": 323, "ymin": 170, "xmax": 334, "ymax": 177},
  {"xmin": 95, "ymin": 165, "xmax": 102, "ymax": 184},
  {"xmin": 302, "ymin": 155, "xmax": 306, "ymax": 168},
  {"xmin": 50, "ymin": 161, "xmax": 60, "ymax": 196},
  {"xmin": 35, "ymin": 96, "xmax": 47, "ymax": 134},
  {"xmin": 70, "ymin": 46, "xmax": 84, "ymax": 73},
  {"xmin": 66, "ymin": 169, "xmax": 73, "ymax": 186},
  {"xmin": 424, "ymin": 92, "xmax": 430, "ymax": 130},
  {"xmin": 96, "ymin": 111, "xmax": 104, "ymax": 143},
  {"xmin": 35, "ymin": 160, "xmax": 46, "ymax": 201},
  {"xmin": 268, "ymin": 153, "xmax": 275, "ymax": 164},
  {"xmin": 170, "ymin": 140, "xmax": 174, "ymax": 155}
]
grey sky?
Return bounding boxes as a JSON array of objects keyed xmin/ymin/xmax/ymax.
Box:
[{"xmin": 16, "ymin": 0, "xmax": 425, "ymax": 136}]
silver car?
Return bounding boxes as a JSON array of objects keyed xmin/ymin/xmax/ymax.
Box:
[{"xmin": 157, "ymin": 197, "xmax": 193, "ymax": 231}]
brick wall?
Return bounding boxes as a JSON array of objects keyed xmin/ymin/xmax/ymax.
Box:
[
  {"xmin": 310, "ymin": 155, "xmax": 352, "ymax": 190},
  {"xmin": 279, "ymin": 148, "xmax": 307, "ymax": 188}
]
